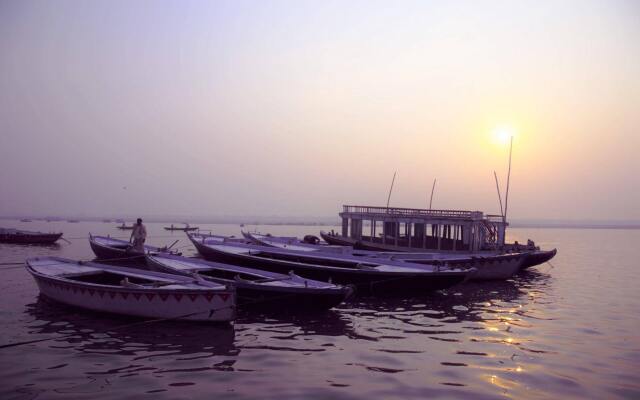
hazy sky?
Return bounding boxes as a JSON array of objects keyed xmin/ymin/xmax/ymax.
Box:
[{"xmin": 1, "ymin": 0, "xmax": 639, "ymax": 220}]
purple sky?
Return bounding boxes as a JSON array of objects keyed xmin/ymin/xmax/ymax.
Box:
[{"xmin": 1, "ymin": 1, "xmax": 639, "ymax": 220}]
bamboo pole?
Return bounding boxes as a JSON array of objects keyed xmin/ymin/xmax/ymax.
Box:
[
  {"xmin": 503, "ymin": 136, "xmax": 513, "ymax": 222},
  {"xmin": 428, "ymin": 178, "xmax": 436, "ymax": 209},
  {"xmin": 494, "ymin": 171, "xmax": 505, "ymax": 220},
  {"xmin": 386, "ymin": 171, "xmax": 397, "ymax": 209}
]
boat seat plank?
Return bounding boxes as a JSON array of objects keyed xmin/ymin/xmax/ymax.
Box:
[{"xmin": 28, "ymin": 259, "xmax": 101, "ymax": 276}]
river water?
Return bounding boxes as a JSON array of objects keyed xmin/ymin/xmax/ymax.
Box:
[{"xmin": 0, "ymin": 220, "xmax": 638, "ymax": 399}]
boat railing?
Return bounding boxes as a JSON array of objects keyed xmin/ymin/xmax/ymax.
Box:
[{"xmin": 341, "ymin": 205, "xmax": 482, "ymax": 220}]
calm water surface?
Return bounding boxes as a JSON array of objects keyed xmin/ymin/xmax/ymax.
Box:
[{"xmin": 1, "ymin": 221, "xmax": 639, "ymax": 399}]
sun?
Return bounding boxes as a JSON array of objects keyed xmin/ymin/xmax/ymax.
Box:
[{"xmin": 492, "ymin": 125, "xmax": 516, "ymax": 145}]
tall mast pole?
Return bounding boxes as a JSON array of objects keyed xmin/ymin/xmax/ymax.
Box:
[
  {"xmin": 428, "ymin": 178, "xmax": 436, "ymax": 210},
  {"xmin": 503, "ymin": 136, "xmax": 513, "ymax": 223},
  {"xmin": 494, "ymin": 171, "xmax": 504, "ymax": 218},
  {"xmin": 386, "ymin": 171, "xmax": 397, "ymax": 209}
]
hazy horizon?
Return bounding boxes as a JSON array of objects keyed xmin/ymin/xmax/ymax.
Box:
[{"xmin": 2, "ymin": 1, "xmax": 639, "ymax": 221}]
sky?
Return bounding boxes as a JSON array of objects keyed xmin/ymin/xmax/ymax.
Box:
[{"xmin": 1, "ymin": 0, "xmax": 639, "ymax": 221}]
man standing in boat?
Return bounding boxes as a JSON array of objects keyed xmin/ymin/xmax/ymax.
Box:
[{"xmin": 130, "ymin": 218, "xmax": 147, "ymax": 252}]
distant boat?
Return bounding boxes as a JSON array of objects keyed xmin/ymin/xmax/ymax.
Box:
[
  {"xmin": 116, "ymin": 223, "xmax": 135, "ymax": 230},
  {"xmin": 146, "ymin": 253, "xmax": 352, "ymax": 312},
  {"xmin": 164, "ymin": 223, "xmax": 199, "ymax": 232},
  {"xmin": 25, "ymin": 256, "xmax": 236, "ymax": 322},
  {"xmin": 67, "ymin": 220, "xmax": 79, "ymax": 223},
  {"xmin": 0, "ymin": 228, "xmax": 63, "ymax": 245},
  {"xmin": 102, "ymin": 219, "xmax": 112, "ymax": 223},
  {"xmin": 20, "ymin": 219, "xmax": 32, "ymax": 222}
]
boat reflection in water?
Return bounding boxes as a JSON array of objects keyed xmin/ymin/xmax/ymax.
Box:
[
  {"xmin": 26, "ymin": 297, "xmax": 238, "ymax": 358},
  {"xmin": 24, "ymin": 298, "xmax": 354, "ymax": 356},
  {"xmin": 237, "ymin": 308, "xmax": 353, "ymax": 339}
]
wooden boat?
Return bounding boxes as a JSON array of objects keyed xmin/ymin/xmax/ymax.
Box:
[
  {"xmin": 0, "ymin": 228, "xmax": 63, "ymax": 244},
  {"xmin": 320, "ymin": 231, "xmax": 359, "ymax": 247},
  {"xmin": 382, "ymin": 252, "xmax": 525, "ymax": 280},
  {"xmin": 321, "ymin": 231, "xmax": 554, "ymax": 271},
  {"xmin": 246, "ymin": 232, "xmax": 524, "ymax": 280},
  {"xmin": 243, "ymin": 231, "xmax": 327, "ymax": 252},
  {"xmin": 89, "ymin": 235, "xmax": 181, "ymax": 261},
  {"xmin": 20, "ymin": 218, "xmax": 32, "ymax": 222},
  {"xmin": 164, "ymin": 223, "xmax": 199, "ymax": 231},
  {"xmin": 25, "ymin": 257, "xmax": 236, "ymax": 322},
  {"xmin": 187, "ymin": 233, "xmax": 471, "ymax": 294},
  {"xmin": 67, "ymin": 220, "xmax": 79, "ymax": 223},
  {"xmin": 117, "ymin": 223, "xmax": 135, "ymax": 230},
  {"xmin": 146, "ymin": 253, "xmax": 353, "ymax": 312}
]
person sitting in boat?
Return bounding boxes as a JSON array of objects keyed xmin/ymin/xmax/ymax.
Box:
[{"xmin": 130, "ymin": 218, "xmax": 147, "ymax": 252}]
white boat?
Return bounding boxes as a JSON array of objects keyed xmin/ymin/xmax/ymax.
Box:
[{"xmin": 25, "ymin": 257, "xmax": 236, "ymax": 322}]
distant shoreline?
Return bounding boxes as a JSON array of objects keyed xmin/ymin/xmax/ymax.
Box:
[
  {"xmin": 1, "ymin": 216, "xmax": 638, "ymax": 230},
  {"xmin": 509, "ymin": 224, "xmax": 640, "ymax": 230}
]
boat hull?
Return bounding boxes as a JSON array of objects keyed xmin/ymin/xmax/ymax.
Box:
[
  {"xmin": 31, "ymin": 274, "xmax": 235, "ymax": 322},
  {"xmin": 235, "ymin": 234, "xmax": 518, "ymax": 281},
  {"xmin": 321, "ymin": 232, "xmax": 551, "ymax": 277},
  {"xmin": 145, "ymin": 256, "xmax": 351, "ymax": 312},
  {"xmin": 457, "ymin": 256, "xmax": 521, "ymax": 280},
  {"xmin": 393, "ymin": 253, "xmax": 525, "ymax": 280},
  {"xmin": 190, "ymin": 239, "xmax": 467, "ymax": 295},
  {"xmin": 320, "ymin": 232, "xmax": 357, "ymax": 247},
  {"xmin": 89, "ymin": 239, "xmax": 146, "ymax": 262},
  {"xmin": 521, "ymin": 249, "xmax": 557, "ymax": 269},
  {"xmin": 0, "ymin": 232, "xmax": 62, "ymax": 244}
]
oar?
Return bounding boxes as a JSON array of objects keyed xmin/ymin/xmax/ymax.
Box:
[
  {"xmin": 165, "ymin": 240, "xmax": 179, "ymax": 251},
  {"xmin": 60, "ymin": 237, "xmax": 72, "ymax": 244}
]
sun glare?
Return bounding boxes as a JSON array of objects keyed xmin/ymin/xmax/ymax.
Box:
[{"xmin": 492, "ymin": 125, "xmax": 516, "ymax": 145}]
